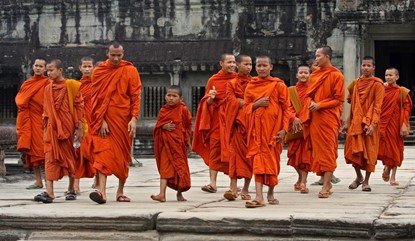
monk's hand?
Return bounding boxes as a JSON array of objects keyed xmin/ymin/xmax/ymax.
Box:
[
  {"xmin": 238, "ymin": 98, "xmax": 244, "ymax": 108},
  {"xmin": 75, "ymin": 126, "xmax": 83, "ymax": 142},
  {"xmin": 163, "ymin": 121, "xmax": 176, "ymax": 131},
  {"xmin": 253, "ymin": 97, "xmax": 270, "ymax": 109},
  {"xmin": 292, "ymin": 117, "xmax": 302, "ymax": 133},
  {"xmin": 128, "ymin": 117, "xmax": 137, "ymax": 137},
  {"xmin": 340, "ymin": 123, "xmax": 348, "ymax": 134},
  {"xmin": 400, "ymin": 123, "xmax": 408, "ymax": 137},
  {"xmin": 309, "ymin": 101, "xmax": 320, "ymax": 112},
  {"xmin": 99, "ymin": 119, "xmax": 109, "ymax": 138},
  {"xmin": 365, "ymin": 124, "xmax": 374, "ymax": 136},
  {"xmin": 207, "ymin": 86, "xmax": 217, "ymax": 105},
  {"xmin": 276, "ymin": 129, "xmax": 286, "ymax": 143}
]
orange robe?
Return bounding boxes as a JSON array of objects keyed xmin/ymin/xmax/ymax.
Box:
[
  {"xmin": 43, "ymin": 79, "xmax": 83, "ymax": 181},
  {"xmin": 90, "ymin": 60, "xmax": 142, "ymax": 182},
  {"xmin": 378, "ymin": 85, "xmax": 412, "ymax": 167},
  {"xmin": 287, "ymin": 82, "xmax": 312, "ymax": 172},
  {"xmin": 192, "ymin": 70, "xmax": 237, "ymax": 174},
  {"xmin": 225, "ymin": 74, "xmax": 252, "ymax": 179},
  {"xmin": 153, "ymin": 102, "xmax": 192, "ymax": 191},
  {"xmin": 344, "ymin": 77, "xmax": 384, "ymax": 172},
  {"xmin": 305, "ymin": 66, "xmax": 344, "ymax": 175},
  {"xmin": 15, "ymin": 75, "xmax": 50, "ymax": 168},
  {"xmin": 75, "ymin": 76, "xmax": 95, "ymax": 179},
  {"xmin": 244, "ymin": 76, "xmax": 290, "ymax": 187}
]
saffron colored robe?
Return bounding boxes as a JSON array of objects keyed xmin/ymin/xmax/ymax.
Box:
[
  {"xmin": 244, "ymin": 76, "xmax": 290, "ymax": 187},
  {"xmin": 153, "ymin": 102, "xmax": 192, "ymax": 191},
  {"xmin": 305, "ymin": 66, "xmax": 344, "ymax": 175},
  {"xmin": 90, "ymin": 60, "xmax": 141, "ymax": 182},
  {"xmin": 192, "ymin": 70, "xmax": 237, "ymax": 174},
  {"xmin": 225, "ymin": 74, "xmax": 252, "ymax": 179},
  {"xmin": 378, "ymin": 85, "xmax": 412, "ymax": 167},
  {"xmin": 286, "ymin": 82, "xmax": 312, "ymax": 172},
  {"xmin": 344, "ymin": 77, "xmax": 384, "ymax": 172},
  {"xmin": 43, "ymin": 79, "xmax": 83, "ymax": 181},
  {"xmin": 15, "ymin": 75, "xmax": 50, "ymax": 168}
]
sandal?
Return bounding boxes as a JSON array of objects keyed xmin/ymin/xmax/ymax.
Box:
[
  {"xmin": 382, "ymin": 167, "xmax": 390, "ymax": 182},
  {"xmin": 89, "ymin": 190, "xmax": 106, "ymax": 204},
  {"xmin": 390, "ymin": 181, "xmax": 399, "ymax": 186},
  {"xmin": 311, "ymin": 180, "xmax": 323, "ymax": 186},
  {"xmin": 223, "ymin": 190, "xmax": 237, "ymax": 201},
  {"xmin": 201, "ymin": 184, "xmax": 217, "ymax": 193},
  {"xmin": 318, "ymin": 191, "xmax": 330, "ymax": 198},
  {"xmin": 330, "ymin": 177, "xmax": 341, "ymax": 184},
  {"xmin": 348, "ymin": 180, "xmax": 363, "ymax": 189},
  {"xmin": 294, "ymin": 183, "xmax": 301, "ymax": 191},
  {"xmin": 268, "ymin": 199, "xmax": 279, "ymax": 205},
  {"xmin": 245, "ymin": 200, "xmax": 266, "ymax": 208},
  {"xmin": 116, "ymin": 195, "xmax": 131, "ymax": 202},
  {"xmin": 299, "ymin": 183, "xmax": 309, "ymax": 194},
  {"xmin": 362, "ymin": 185, "xmax": 372, "ymax": 192},
  {"xmin": 65, "ymin": 191, "xmax": 77, "ymax": 201},
  {"xmin": 240, "ymin": 193, "xmax": 251, "ymax": 200},
  {"xmin": 26, "ymin": 184, "xmax": 43, "ymax": 190},
  {"xmin": 34, "ymin": 192, "xmax": 54, "ymax": 203}
]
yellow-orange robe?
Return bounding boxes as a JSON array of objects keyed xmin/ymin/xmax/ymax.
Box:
[
  {"xmin": 244, "ymin": 76, "xmax": 290, "ymax": 187},
  {"xmin": 225, "ymin": 74, "xmax": 252, "ymax": 179},
  {"xmin": 43, "ymin": 79, "xmax": 83, "ymax": 181},
  {"xmin": 378, "ymin": 85, "xmax": 412, "ymax": 167},
  {"xmin": 344, "ymin": 77, "xmax": 384, "ymax": 172},
  {"xmin": 15, "ymin": 75, "xmax": 50, "ymax": 168},
  {"xmin": 90, "ymin": 60, "xmax": 142, "ymax": 183},
  {"xmin": 305, "ymin": 66, "xmax": 344, "ymax": 175},
  {"xmin": 153, "ymin": 102, "xmax": 192, "ymax": 191},
  {"xmin": 192, "ymin": 70, "xmax": 237, "ymax": 174}
]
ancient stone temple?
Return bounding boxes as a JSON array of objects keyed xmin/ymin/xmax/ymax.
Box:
[{"xmin": 0, "ymin": 0, "xmax": 414, "ymax": 123}]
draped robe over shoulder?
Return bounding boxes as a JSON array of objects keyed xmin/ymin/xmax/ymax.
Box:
[
  {"xmin": 244, "ymin": 76, "xmax": 290, "ymax": 187},
  {"xmin": 153, "ymin": 102, "xmax": 192, "ymax": 191}
]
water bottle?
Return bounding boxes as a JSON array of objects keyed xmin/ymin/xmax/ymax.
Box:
[{"xmin": 73, "ymin": 133, "xmax": 81, "ymax": 149}]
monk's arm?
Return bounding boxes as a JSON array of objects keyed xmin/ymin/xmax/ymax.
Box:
[
  {"xmin": 183, "ymin": 108, "xmax": 193, "ymax": 147},
  {"xmin": 370, "ymin": 83, "xmax": 385, "ymax": 127},
  {"xmin": 279, "ymin": 84, "xmax": 291, "ymax": 133},
  {"xmin": 402, "ymin": 94, "xmax": 412, "ymax": 126},
  {"xmin": 128, "ymin": 67, "xmax": 142, "ymax": 119},
  {"xmin": 317, "ymin": 74, "xmax": 345, "ymax": 110}
]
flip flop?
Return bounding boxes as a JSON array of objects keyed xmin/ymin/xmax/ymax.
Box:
[
  {"xmin": 89, "ymin": 190, "xmax": 106, "ymax": 204},
  {"xmin": 65, "ymin": 191, "xmax": 77, "ymax": 201},
  {"xmin": 311, "ymin": 180, "xmax": 323, "ymax": 186},
  {"xmin": 26, "ymin": 184, "xmax": 43, "ymax": 190},
  {"xmin": 348, "ymin": 180, "xmax": 363, "ymax": 189},
  {"xmin": 34, "ymin": 192, "xmax": 48, "ymax": 202},
  {"xmin": 34, "ymin": 192, "xmax": 54, "ymax": 203},
  {"xmin": 330, "ymin": 177, "xmax": 341, "ymax": 184},
  {"xmin": 268, "ymin": 199, "xmax": 279, "ymax": 205},
  {"xmin": 201, "ymin": 184, "xmax": 217, "ymax": 193},
  {"xmin": 382, "ymin": 167, "xmax": 390, "ymax": 182},
  {"xmin": 299, "ymin": 183, "xmax": 309, "ymax": 194},
  {"xmin": 223, "ymin": 190, "xmax": 237, "ymax": 201},
  {"xmin": 294, "ymin": 183, "xmax": 301, "ymax": 191},
  {"xmin": 116, "ymin": 195, "xmax": 131, "ymax": 202},
  {"xmin": 390, "ymin": 181, "xmax": 399, "ymax": 186},
  {"xmin": 362, "ymin": 185, "xmax": 372, "ymax": 192},
  {"xmin": 245, "ymin": 200, "xmax": 266, "ymax": 208},
  {"xmin": 318, "ymin": 191, "xmax": 330, "ymax": 198},
  {"xmin": 240, "ymin": 193, "xmax": 251, "ymax": 200}
]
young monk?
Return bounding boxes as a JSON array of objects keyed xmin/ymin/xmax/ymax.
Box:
[
  {"xmin": 223, "ymin": 54, "xmax": 252, "ymax": 201},
  {"xmin": 244, "ymin": 56, "xmax": 290, "ymax": 208},
  {"xmin": 34, "ymin": 59, "xmax": 84, "ymax": 203},
  {"xmin": 192, "ymin": 54, "xmax": 237, "ymax": 193},
  {"xmin": 344, "ymin": 56, "xmax": 385, "ymax": 192},
  {"xmin": 378, "ymin": 67, "xmax": 412, "ymax": 186},
  {"xmin": 304, "ymin": 46, "xmax": 344, "ymax": 198},
  {"xmin": 73, "ymin": 57, "xmax": 96, "ymax": 194},
  {"xmin": 151, "ymin": 85, "xmax": 192, "ymax": 202},
  {"xmin": 89, "ymin": 41, "xmax": 141, "ymax": 204},
  {"xmin": 286, "ymin": 65, "xmax": 312, "ymax": 194},
  {"xmin": 15, "ymin": 58, "xmax": 50, "ymax": 189}
]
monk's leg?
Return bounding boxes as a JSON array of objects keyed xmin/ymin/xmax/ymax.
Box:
[
  {"xmin": 33, "ymin": 166, "xmax": 44, "ymax": 187},
  {"xmin": 300, "ymin": 170, "xmax": 309, "ymax": 193},
  {"xmin": 209, "ymin": 169, "xmax": 218, "ymax": 190},
  {"xmin": 363, "ymin": 171, "xmax": 371, "ymax": 186},
  {"xmin": 253, "ymin": 180, "xmax": 264, "ymax": 203},
  {"xmin": 93, "ymin": 174, "xmax": 100, "ymax": 190},
  {"xmin": 96, "ymin": 172, "xmax": 107, "ymax": 200},
  {"xmin": 151, "ymin": 178, "xmax": 167, "ymax": 202},
  {"xmin": 241, "ymin": 178, "xmax": 251, "ymax": 195},
  {"xmin": 116, "ymin": 178, "xmax": 126, "ymax": 198},
  {"xmin": 267, "ymin": 185, "xmax": 278, "ymax": 204},
  {"xmin": 73, "ymin": 178, "xmax": 81, "ymax": 194},
  {"xmin": 68, "ymin": 176, "xmax": 75, "ymax": 192},
  {"xmin": 46, "ymin": 180, "xmax": 55, "ymax": 199},
  {"xmin": 352, "ymin": 166, "xmax": 364, "ymax": 183},
  {"xmin": 177, "ymin": 187, "xmax": 187, "ymax": 202},
  {"xmin": 322, "ymin": 171, "xmax": 333, "ymax": 194},
  {"xmin": 390, "ymin": 166, "xmax": 398, "ymax": 185},
  {"xmin": 229, "ymin": 178, "xmax": 238, "ymax": 194}
]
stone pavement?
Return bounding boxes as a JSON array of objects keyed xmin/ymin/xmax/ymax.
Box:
[{"xmin": 1, "ymin": 148, "xmax": 415, "ymax": 240}]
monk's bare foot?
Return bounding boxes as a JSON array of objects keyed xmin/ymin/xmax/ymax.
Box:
[
  {"xmin": 151, "ymin": 194, "xmax": 166, "ymax": 202},
  {"xmin": 177, "ymin": 193, "xmax": 187, "ymax": 202}
]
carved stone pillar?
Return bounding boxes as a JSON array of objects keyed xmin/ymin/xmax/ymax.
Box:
[{"xmin": 343, "ymin": 23, "xmax": 359, "ymax": 116}]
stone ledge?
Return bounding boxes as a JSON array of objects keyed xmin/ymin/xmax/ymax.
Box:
[{"xmin": 374, "ymin": 219, "xmax": 415, "ymax": 239}]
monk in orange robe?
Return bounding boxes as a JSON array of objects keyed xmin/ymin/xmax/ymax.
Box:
[
  {"xmin": 223, "ymin": 54, "xmax": 252, "ymax": 201},
  {"xmin": 304, "ymin": 46, "xmax": 344, "ymax": 198},
  {"xmin": 192, "ymin": 54, "xmax": 237, "ymax": 193},
  {"xmin": 73, "ymin": 57, "xmax": 96, "ymax": 194},
  {"xmin": 244, "ymin": 56, "xmax": 290, "ymax": 208},
  {"xmin": 15, "ymin": 58, "xmax": 50, "ymax": 189},
  {"xmin": 378, "ymin": 67, "xmax": 412, "ymax": 186},
  {"xmin": 344, "ymin": 56, "xmax": 385, "ymax": 192},
  {"xmin": 35, "ymin": 59, "xmax": 84, "ymax": 203},
  {"xmin": 89, "ymin": 42, "xmax": 142, "ymax": 204},
  {"xmin": 151, "ymin": 85, "xmax": 192, "ymax": 202},
  {"xmin": 286, "ymin": 65, "xmax": 312, "ymax": 194}
]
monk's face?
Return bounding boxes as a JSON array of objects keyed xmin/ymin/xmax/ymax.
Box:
[
  {"xmin": 315, "ymin": 48, "xmax": 330, "ymax": 67},
  {"xmin": 385, "ymin": 69, "xmax": 399, "ymax": 86},
  {"xmin": 296, "ymin": 66, "xmax": 310, "ymax": 83},
  {"xmin": 237, "ymin": 56, "xmax": 252, "ymax": 76},
  {"xmin": 106, "ymin": 46, "xmax": 124, "ymax": 66},
  {"xmin": 220, "ymin": 55, "xmax": 236, "ymax": 74},
  {"xmin": 255, "ymin": 57, "xmax": 273, "ymax": 78},
  {"xmin": 79, "ymin": 60, "xmax": 94, "ymax": 77},
  {"xmin": 165, "ymin": 89, "xmax": 182, "ymax": 106},
  {"xmin": 46, "ymin": 63, "xmax": 63, "ymax": 82},
  {"xmin": 33, "ymin": 59, "xmax": 46, "ymax": 76},
  {"xmin": 361, "ymin": 59, "xmax": 375, "ymax": 77}
]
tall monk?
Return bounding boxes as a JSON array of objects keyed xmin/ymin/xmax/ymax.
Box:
[
  {"xmin": 344, "ymin": 56, "xmax": 385, "ymax": 192},
  {"xmin": 151, "ymin": 85, "xmax": 192, "ymax": 202},
  {"xmin": 286, "ymin": 65, "xmax": 312, "ymax": 194},
  {"xmin": 15, "ymin": 58, "xmax": 50, "ymax": 190},
  {"xmin": 305, "ymin": 46, "xmax": 344, "ymax": 198},
  {"xmin": 378, "ymin": 67, "xmax": 412, "ymax": 186},
  {"xmin": 35, "ymin": 59, "xmax": 84, "ymax": 203},
  {"xmin": 223, "ymin": 54, "xmax": 252, "ymax": 201},
  {"xmin": 244, "ymin": 56, "xmax": 290, "ymax": 208},
  {"xmin": 73, "ymin": 57, "xmax": 96, "ymax": 194},
  {"xmin": 89, "ymin": 42, "xmax": 141, "ymax": 204},
  {"xmin": 192, "ymin": 54, "xmax": 237, "ymax": 193}
]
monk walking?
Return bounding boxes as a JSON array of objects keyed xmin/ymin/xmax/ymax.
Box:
[
  {"xmin": 89, "ymin": 42, "xmax": 142, "ymax": 204},
  {"xmin": 344, "ymin": 56, "xmax": 385, "ymax": 192},
  {"xmin": 378, "ymin": 67, "xmax": 412, "ymax": 186},
  {"xmin": 151, "ymin": 85, "xmax": 192, "ymax": 202},
  {"xmin": 192, "ymin": 54, "xmax": 237, "ymax": 193},
  {"xmin": 286, "ymin": 65, "xmax": 312, "ymax": 194},
  {"xmin": 15, "ymin": 58, "xmax": 50, "ymax": 190},
  {"xmin": 223, "ymin": 54, "xmax": 252, "ymax": 201},
  {"xmin": 35, "ymin": 59, "xmax": 84, "ymax": 203},
  {"xmin": 305, "ymin": 46, "xmax": 344, "ymax": 198},
  {"xmin": 244, "ymin": 56, "xmax": 290, "ymax": 208}
]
